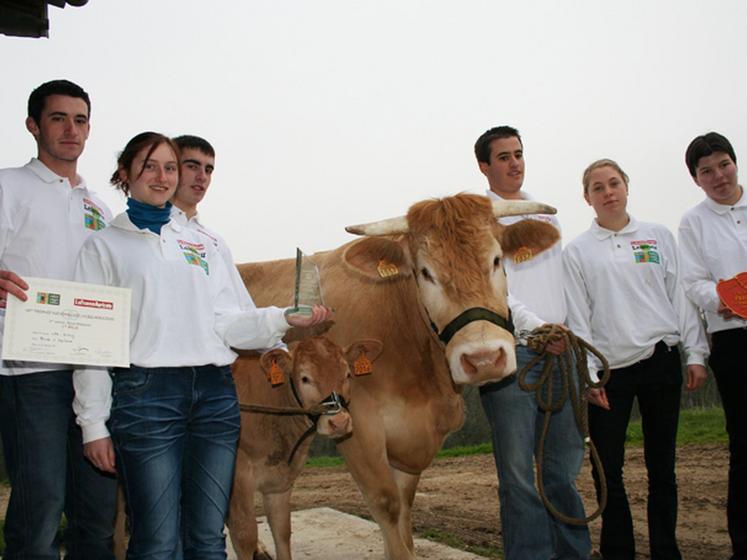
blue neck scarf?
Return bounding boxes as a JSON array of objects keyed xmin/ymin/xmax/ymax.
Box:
[{"xmin": 126, "ymin": 198, "xmax": 172, "ymax": 235}]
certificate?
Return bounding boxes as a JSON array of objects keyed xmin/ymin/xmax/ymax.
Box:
[{"xmin": 2, "ymin": 277, "xmax": 131, "ymax": 367}]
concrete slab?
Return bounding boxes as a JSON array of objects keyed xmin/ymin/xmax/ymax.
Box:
[{"xmin": 226, "ymin": 507, "xmax": 487, "ymax": 559}]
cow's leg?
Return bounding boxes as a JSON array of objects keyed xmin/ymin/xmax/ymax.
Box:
[
  {"xmin": 338, "ymin": 431, "xmax": 415, "ymax": 560},
  {"xmin": 392, "ymin": 468, "xmax": 421, "ymax": 553},
  {"xmin": 263, "ymin": 490, "xmax": 293, "ymax": 560},
  {"xmin": 113, "ymin": 482, "xmax": 127, "ymax": 560},
  {"xmin": 227, "ymin": 454, "xmax": 261, "ymax": 560}
]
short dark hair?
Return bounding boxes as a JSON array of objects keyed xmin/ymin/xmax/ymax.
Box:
[
  {"xmin": 173, "ymin": 135, "xmax": 215, "ymax": 158},
  {"xmin": 685, "ymin": 132, "xmax": 737, "ymax": 177},
  {"xmin": 111, "ymin": 132, "xmax": 180, "ymax": 196},
  {"xmin": 474, "ymin": 126, "xmax": 522, "ymax": 164},
  {"xmin": 27, "ymin": 79, "xmax": 91, "ymax": 125}
]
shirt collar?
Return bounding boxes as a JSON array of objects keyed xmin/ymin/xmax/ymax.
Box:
[
  {"xmin": 590, "ymin": 214, "xmax": 639, "ymax": 240},
  {"xmin": 170, "ymin": 205, "xmax": 203, "ymax": 227},
  {"xmin": 704, "ymin": 187, "xmax": 747, "ymax": 215},
  {"xmin": 485, "ymin": 189, "xmax": 532, "ymax": 202},
  {"xmin": 111, "ymin": 212, "xmax": 184, "ymax": 234},
  {"xmin": 26, "ymin": 158, "xmax": 86, "ymax": 189}
]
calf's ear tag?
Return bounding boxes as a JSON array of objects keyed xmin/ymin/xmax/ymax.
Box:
[
  {"xmin": 377, "ymin": 259, "xmax": 399, "ymax": 278},
  {"xmin": 354, "ymin": 350, "xmax": 373, "ymax": 376},
  {"xmin": 267, "ymin": 358, "xmax": 285, "ymax": 386},
  {"xmin": 513, "ymin": 246, "xmax": 534, "ymax": 263}
]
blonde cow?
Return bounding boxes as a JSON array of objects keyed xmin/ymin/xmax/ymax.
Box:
[{"xmin": 237, "ymin": 194, "xmax": 560, "ymax": 559}]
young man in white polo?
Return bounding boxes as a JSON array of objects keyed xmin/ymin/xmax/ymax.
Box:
[
  {"xmin": 170, "ymin": 134, "xmax": 255, "ymax": 309},
  {"xmin": 0, "ymin": 79, "xmax": 117, "ymax": 559},
  {"xmin": 474, "ymin": 126, "xmax": 590, "ymax": 560},
  {"xmin": 679, "ymin": 131, "xmax": 747, "ymax": 560}
]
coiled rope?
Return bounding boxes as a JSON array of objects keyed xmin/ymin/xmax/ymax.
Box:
[{"xmin": 516, "ymin": 324, "xmax": 611, "ymax": 525}]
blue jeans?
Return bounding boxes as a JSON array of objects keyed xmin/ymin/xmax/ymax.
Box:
[
  {"xmin": 0, "ymin": 370, "xmax": 117, "ymax": 560},
  {"xmin": 480, "ymin": 345, "xmax": 591, "ymax": 560},
  {"xmin": 109, "ymin": 365, "xmax": 241, "ymax": 560}
]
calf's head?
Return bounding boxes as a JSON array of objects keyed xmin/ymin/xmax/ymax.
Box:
[{"xmin": 259, "ymin": 336, "xmax": 383, "ymax": 438}]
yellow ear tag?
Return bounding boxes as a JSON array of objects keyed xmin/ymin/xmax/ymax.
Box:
[
  {"xmin": 513, "ymin": 246, "xmax": 534, "ymax": 264},
  {"xmin": 377, "ymin": 259, "xmax": 399, "ymax": 278},
  {"xmin": 353, "ymin": 350, "xmax": 373, "ymax": 376},
  {"xmin": 268, "ymin": 359, "xmax": 285, "ymax": 386}
]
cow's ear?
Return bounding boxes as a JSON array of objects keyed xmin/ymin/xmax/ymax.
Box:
[
  {"xmin": 344, "ymin": 338, "xmax": 384, "ymax": 365},
  {"xmin": 342, "ymin": 237, "xmax": 413, "ymax": 282},
  {"xmin": 497, "ymin": 220, "xmax": 560, "ymax": 262},
  {"xmin": 259, "ymin": 348, "xmax": 292, "ymax": 376}
]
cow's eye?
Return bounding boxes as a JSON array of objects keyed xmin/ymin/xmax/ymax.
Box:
[
  {"xmin": 493, "ymin": 256, "xmax": 501, "ymax": 268},
  {"xmin": 301, "ymin": 376, "xmax": 310, "ymax": 384},
  {"xmin": 420, "ymin": 267, "xmax": 434, "ymax": 282}
]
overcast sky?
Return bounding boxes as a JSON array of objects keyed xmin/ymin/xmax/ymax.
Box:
[{"xmin": 2, "ymin": 0, "xmax": 745, "ymax": 263}]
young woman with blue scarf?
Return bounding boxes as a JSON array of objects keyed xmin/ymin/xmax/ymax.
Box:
[{"xmin": 71, "ymin": 132, "xmax": 331, "ymax": 560}]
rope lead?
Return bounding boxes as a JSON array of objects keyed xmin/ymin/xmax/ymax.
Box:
[{"xmin": 517, "ymin": 324, "xmax": 611, "ymax": 526}]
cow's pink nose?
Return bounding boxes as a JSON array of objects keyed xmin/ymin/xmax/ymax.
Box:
[
  {"xmin": 460, "ymin": 348, "xmax": 507, "ymax": 377},
  {"xmin": 329, "ymin": 414, "xmax": 352, "ymax": 434}
]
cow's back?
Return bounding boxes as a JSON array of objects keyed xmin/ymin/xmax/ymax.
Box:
[{"xmin": 237, "ymin": 243, "xmax": 464, "ymax": 474}]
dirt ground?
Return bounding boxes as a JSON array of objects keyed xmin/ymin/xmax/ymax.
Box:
[
  {"xmin": 0, "ymin": 443, "xmax": 730, "ymax": 559},
  {"xmin": 280, "ymin": 443, "xmax": 731, "ymax": 559}
]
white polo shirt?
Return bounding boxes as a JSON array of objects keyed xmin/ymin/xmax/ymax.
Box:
[
  {"xmin": 564, "ymin": 217, "xmax": 708, "ymax": 380},
  {"xmin": 73, "ymin": 212, "xmax": 291, "ymax": 442},
  {"xmin": 678, "ymin": 190, "xmax": 747, "ymax": 334},
  {"xmin": 171, "ymin": 206, "xmax": 255, "ymax": 310},
  {"xmin": 487, "ymin": 190, "xmax": 566, "ymax": 334},
  {"xmin": 0, "ymin": 158, "xmax": 112, "ymax": 376}
]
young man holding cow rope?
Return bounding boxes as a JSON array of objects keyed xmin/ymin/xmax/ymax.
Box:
[{"xmin": 475, "ymin": 126, "xmax": 592, "ymax": 560}]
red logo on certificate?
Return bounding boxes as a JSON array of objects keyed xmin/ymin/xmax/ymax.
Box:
[{"xmin": 716, "ymin": 272, "xmax": 747, "ymax": 319}]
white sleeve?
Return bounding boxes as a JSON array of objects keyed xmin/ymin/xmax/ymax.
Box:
[
  {"xmin": 508, "ymin": 293, "xmax": 545, "ymax": 335},
  {"xmin": 217, "ymin": 234, "xmax": 257, "ymax": 311},
  {"xmin": 678, "ymin": 216, "xmax": 721, "ymax": 313},
  {"xmin": 211, "ymin": 248, "xmax": 290, "ymax": 349},
  {"xmin": 73, "ymin": 367, "xmax": 112, "ymax": 443},
  {"xmin": 664, "ymin": 231, "xmax": 708, "ymax": 366},
  {"xmin": 72, "ymin": 241, "xmax": 113, "ymax": 442},
  {"xmin": 563, "ymin": 246, "xmax": 602, "ymax": 381}
]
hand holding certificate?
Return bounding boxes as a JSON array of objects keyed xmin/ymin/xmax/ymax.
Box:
[{"xmin": 1, "ymin": 277, "xmax": 131, "ymax": 367}]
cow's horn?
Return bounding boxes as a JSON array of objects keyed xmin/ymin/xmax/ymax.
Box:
[
  {"xmin": 345, "ymin": 216, "xmax": 408, "ymax": 237},
  {"xmin": 492, "ymin": 200, "xmax": 556, "ymax": 217}
]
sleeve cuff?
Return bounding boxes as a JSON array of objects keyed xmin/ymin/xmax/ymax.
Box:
[{"xmin": 81, "ymin": 422, "xmax": 110, "ymax": 444}]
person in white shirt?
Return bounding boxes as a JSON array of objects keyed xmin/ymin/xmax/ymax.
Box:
[
  {"xmin": 170, "ymin": 134, "xmax": 254, "ymax": 310},
  {"xmin": 679, "ymin": 132, "xmax": 747, "ymax": 560},
  {"xmin": 564, "ymin": 158, "xmax": 708, "ymax": 560},
  {"xmin": 0, "ymin": 79, "xmax": 117, "ymax": 560},
  {"xmin": 474, "ymin": 126, "xmax": 591, "ymax": 560},
  {"xmin": 74, "ymin": 132, "xmax": 331, "ymax": 560}
]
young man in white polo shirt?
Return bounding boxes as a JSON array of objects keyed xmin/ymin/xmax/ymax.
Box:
[
  {"xmin": 0, "ymin": 80, "xmax": 117, "ymax": 559},
  {"xmin": 679, "ymin": 132, "xmax": 747, "ymax": 560},
  {"xmin": 170, "ymin": 135, "xmax": 255, "ymax": 309},
  {"xmin": 474, "ymin": 126, "xmax": 590, "ymax": 560}
]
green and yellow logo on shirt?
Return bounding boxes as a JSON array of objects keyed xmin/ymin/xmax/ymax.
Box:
[
  {"xmin": 178, "ymin": 240, "xmax": 209, "ymax": 275},
  {"xmin": 631, "ymin": 239, "xmax": 660, "ymax": 264},
  {"xmin": 83, "ymin": 198, "xmax": 106, "ymax": 231}
]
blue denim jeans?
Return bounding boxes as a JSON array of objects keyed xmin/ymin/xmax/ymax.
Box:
[
  {"xmin": 480, "ymin": 345, "xmax": 591, "ymax": 560},
  {"xmin": 0, "ymin": 370, "xmax": 117, "ymax": 560},
  {"xmin": 109, "ymin": 365, "xmax": 241, "ymax": 560}
]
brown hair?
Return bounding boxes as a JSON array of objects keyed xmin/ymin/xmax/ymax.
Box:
[
  {"xmin": 110, "ymin": 132, "xmax": 180, "ymax": 196},
  {"xmin": 582, "ymin": 158, "xmax": 629, "ymax": 194}
]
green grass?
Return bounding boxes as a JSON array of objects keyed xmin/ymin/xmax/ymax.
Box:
[
  {"xmin": 419, "ymin": 527, "xmax": 503, "ymax": 558},
  {"xmin": 304, "ymin": 407, "xmax": 728, "ymax": 469},
  {"xmin": 626, "ymin": 405, "xmax": 727, "ymax": 446}
]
